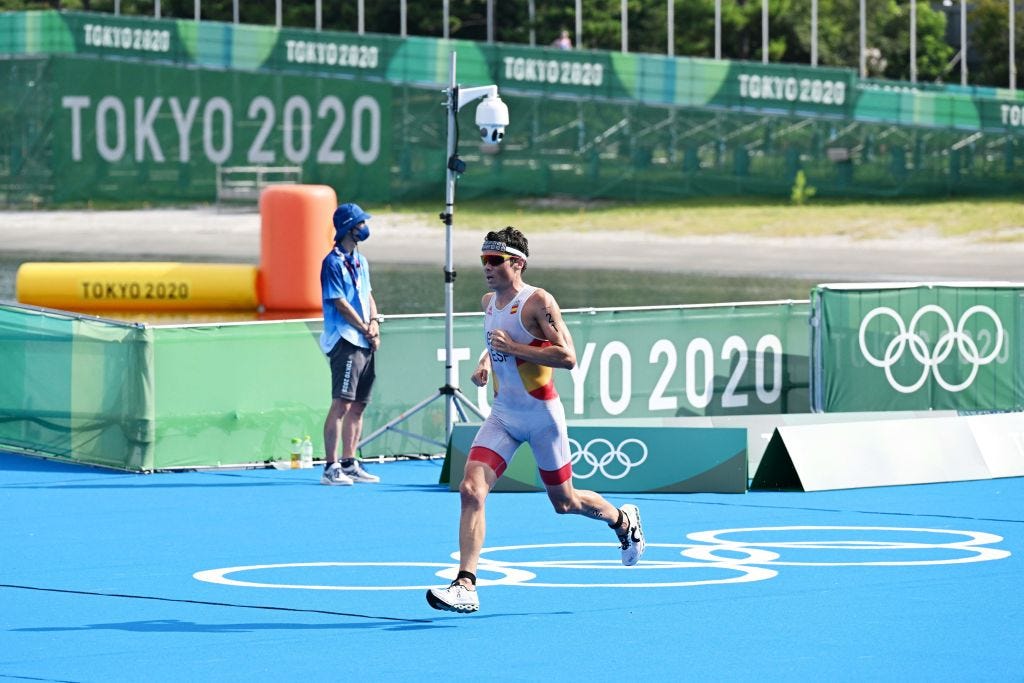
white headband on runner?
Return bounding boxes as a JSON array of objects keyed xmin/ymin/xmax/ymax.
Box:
[{"xmin": 481, "ymin": 240, "xmax": 527, "ymax": 261}]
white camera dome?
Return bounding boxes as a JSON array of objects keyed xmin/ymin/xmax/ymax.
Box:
[{"xmin": 475, "ymin": 96, "xmax": 509, "ymax": 144}]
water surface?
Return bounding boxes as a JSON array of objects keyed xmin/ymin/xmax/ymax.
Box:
[{"xmin": 0, "ymin": 258, "xmax": 816, "ymax": 321}]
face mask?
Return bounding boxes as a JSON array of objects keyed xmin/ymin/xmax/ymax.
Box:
[{"xmin": 351, "ymin": 223, "xmax": 370, "ymax": 242}]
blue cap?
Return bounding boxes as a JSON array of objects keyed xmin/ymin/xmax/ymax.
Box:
[{"xmin": 333, "ymin": 203, "xmax": 371, "ymax": 238}]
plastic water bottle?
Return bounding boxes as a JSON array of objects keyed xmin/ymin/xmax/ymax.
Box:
[
  {"xmin": 300, "ymin": 435, "xmax": 314, "ymax": 469},
  {"xmin": 290, "ymin": 437, "xmax": 302, "ymax": 469}
]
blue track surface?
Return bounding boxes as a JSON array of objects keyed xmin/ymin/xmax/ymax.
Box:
[{"xmin": 2, "ymin": 451, "xmax": 1022, "ymax": 681}]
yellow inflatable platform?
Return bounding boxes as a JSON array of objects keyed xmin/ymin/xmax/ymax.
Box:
[{"xmin": 16, "ymin": 262, "xmax": 259, "ymax": 312}]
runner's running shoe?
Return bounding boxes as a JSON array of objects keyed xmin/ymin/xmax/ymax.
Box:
[
  {"xmin": 321, "ymin": 462, "xmax": 354, "ymax": 486},
  {"xmin": 617, "ymin": 504, "xmax": 646, "ymax": 566},
  {"xmin": 426, "ymin": 581, "xmax": 480, "ymax": 613},
  {"xmin": 342, "ymin": 460, "xmax": 380, "ymax": 483}
]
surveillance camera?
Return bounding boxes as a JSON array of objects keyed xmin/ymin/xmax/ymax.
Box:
[
  {"xmin": 475, "ymin": 95, "xmax": 509, "ymax": 144},
  {"xmin": 480, "ymin": 124, "xmax": 505, "ymax": 144}
]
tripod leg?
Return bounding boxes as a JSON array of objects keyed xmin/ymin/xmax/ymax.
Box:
[
  {"xmin": 452, "ymin": 388, "xmax": 488, "ymax": 420},
  {"xmin": 358, "ymin": 390, "xmax": 446, "ymax": 449},
  {"xmin": 452, "ymin": 394, "xmax": 469, "ymax": 423}
]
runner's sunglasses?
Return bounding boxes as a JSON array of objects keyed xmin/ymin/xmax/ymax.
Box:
[{"xmin": 480, "ymin": 254, "xmax": 517, "ymax": 266}]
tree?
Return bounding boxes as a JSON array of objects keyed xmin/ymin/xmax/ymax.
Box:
[
  {"xmin": 874, "ymin": 0, "xmax": 953, "ymax": 81},
  {"xmin": 0, "ymin": 0, "xmax": 1002, "ymax": 86},
  {"xmin": 969, "ymin": 0, "xmax": 1024, "ymax": 88}
]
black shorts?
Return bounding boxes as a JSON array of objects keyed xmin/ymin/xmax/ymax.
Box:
[{"xmin": 328, "ymin": 338, "xmax": 375, "ymax": 402}]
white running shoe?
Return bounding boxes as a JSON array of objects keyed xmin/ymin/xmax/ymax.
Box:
[
  {"xmin": 617, "ymin": 504, "xmax": 646, "ymax": 566},
  {"xmin": 320, "ymin": 462, "xmax": 354, "ymax": 486},
  {"xmin": 426, "ymin": 581, "xmax": 480, "ymax": 613},
  {"xmin": 342, "ymin": 460, "xmax": 380, "ymax": 483}
]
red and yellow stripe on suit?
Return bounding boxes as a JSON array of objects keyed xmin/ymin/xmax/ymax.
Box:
[{"xmin": 469, "ymin": 284, "xmax": 572, "ymax": 484}]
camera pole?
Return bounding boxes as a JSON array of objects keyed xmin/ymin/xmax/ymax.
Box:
[{"xmin": 358, "ymin": 51, "xmax": 488, "ymax": 453}]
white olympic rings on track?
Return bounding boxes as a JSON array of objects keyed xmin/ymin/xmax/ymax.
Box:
[
  {"xmin": 191, "ymin": 562, "xmax": 537, "ymax": 591},
  {"xmin": 568, "ymin": 438, "xmax": 648, "ymax": 480},
  {"xmin": 858, "ymin": 304, "xmax": 1004, "ymax": 393},
  {"xmin": 192, "ymin": 526, "xmax": 1010, "ymax": 591},
  {"xmin": 685, "ymin": 526, "xmax": 1010, "ymax": 566}
]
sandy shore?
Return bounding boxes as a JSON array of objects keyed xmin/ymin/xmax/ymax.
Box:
[{"xmin": 2, "ymin": 206, "xmax": 1023, "ymax": 282}]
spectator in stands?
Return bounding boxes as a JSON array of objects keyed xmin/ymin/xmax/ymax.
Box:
[{"xmin": 552, "ymin": 29, "xmax": 573, "ymax": 50}]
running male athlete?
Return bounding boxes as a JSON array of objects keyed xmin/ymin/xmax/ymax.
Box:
[{"xmin": 426, "ymin": 226, "xmax": 646, "ymax": 614}]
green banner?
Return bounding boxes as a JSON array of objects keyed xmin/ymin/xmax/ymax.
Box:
[
  {"xmin": 65, "ymin": 12, "xmax": 188, "ymax": 62},
  {"xmin": 6, "ymin": 10, "xmax": 1024, "ymax": 135},
  {"xmin": 171, "ymin": 301, "xmax": 811, "ymax": 461},
  {"xmin": 47, "ymin": 56, "xmax": 391, "ymax": 203},
  {"xmin": 0, "ymin": 304, "xmax": 154, "ymax": 470},
  {"xmin": 4, "ymin": 10, "xmax": 1024, "ymax": 205},
  {"xmin": 856, "ymin": 79, "xmax": 1024, "ymax": 132},
  {"xmin": 0, "ymin": 9, "xmax": 74, "ymax": 53},
  {"xmin": 712, "ymin": 62, "xmax": 854, "ymax": 117},
  {"xmin": 492, "ymin": 44, "xmax": 630, "ymax": 100},
  {"xmin": 854, "ymin": 86, "xmax": 982, "ymax": 130},
  {"xmin": 256, "ymin": 25, "xmax": 390, "ymax": 79},
  {"xmin": 558, "ymin": 303, "xmax": 811, "ymax": 418},
  {"xmin": 977, "ymin": 96, "xmax": 1024, "ymax": 135},
  {"xmin": 151, "ymin": 320, "xmax": 326, "ymax": 469},
  {"xmin": 810, "ymin": 284, "xmax": 1024, "ymax": 412},
  {"xmin": 0, "ymin": 300, "xmax": 809, "ymax": 470},
  {"xmin": 445, "ymin": 423, "xmax": 747, "ymax": 493},
  {"xmin": 363, "ymin": 302, "xmax": 810, "ymax": 456}
]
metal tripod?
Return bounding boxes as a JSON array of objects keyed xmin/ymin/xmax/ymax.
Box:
[{"xmin": 358, "ymin": 51, "xmax": 487, "ymax": 454}]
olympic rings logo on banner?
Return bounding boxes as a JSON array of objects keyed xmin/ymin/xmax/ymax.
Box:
[
  {"xmin": 567, "ymin": 438, "xmax": 648, "ymax": 480},
  {"xmin": 193, "ymin": 526, "xmax": 1011, "ymax": 591},
  {"xmin": 857, "ymin": 304, "xmax": 1004, "ymax": 393}
]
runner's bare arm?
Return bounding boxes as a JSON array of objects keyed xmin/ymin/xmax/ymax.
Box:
[
  {"xmin": 471, "ymin": 349, "xmax": 491, "ymax": 387},
  {"xmin": 471, "ymin": 292, "xmax": 495, "ymax": 386},
  {"xmin": 488, "ymin": 289, "xmax": 576, "ymax": 369}
]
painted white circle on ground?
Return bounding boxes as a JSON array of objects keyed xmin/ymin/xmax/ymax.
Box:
[
  {"xmin": 685, "ymin": 526, "xmax": 1011, "ymax": 566},
  {"xmin": 470, "ymin": 542, "xmax": 778, "ymax": 587},
  {"xmin": 193, "ymin": 561, "xmax": 535, "ymax": 590},
  {"xmin": 193, "ymin": 527, "xmax": 1009, "ymax": 591}
]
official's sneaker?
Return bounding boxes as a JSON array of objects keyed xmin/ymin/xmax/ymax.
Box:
[
  {"xmin": 617, "ymin": 504, "xmax": 646, "ymax": 566},
  {"xmin": 342, "ymin": 460, "xmax": 380, "ymax": 483},
  {"xmin": 320, "ymin": 462, "xmax": 353, "ymax": 486},
  {"xmin": 426, "ymin": 580, "xmax": 479, "ymax": 613}
]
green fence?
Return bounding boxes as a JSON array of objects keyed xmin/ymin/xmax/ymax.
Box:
[
  {"xmin": 0, "ymin": 304, "xmax": 154, "ymax": 470},
  {"xmin": 6, "ymin": 10, "xmax": 1024, "ymax": 128},
  {"xmin": 810, "ymin": 283, "xmax": 1024, "ymax": 412},
  {"xmin": 0, "ymin": 299, "xmax": 809, "ymax": 470},
  {"xmin": 2, "ymin": 10, "xmax": 1023, "ymax": 205},
  {"xmin": 446, "ymin": 422, "xmax": 748, "ymax": 493},
  {"xmin": 4, "ymin": 56, "xmax": 391, "ymax": 204},
  {"xmin": 7, "ymin": 286, "xmax": 1023, "ymax": 471}
]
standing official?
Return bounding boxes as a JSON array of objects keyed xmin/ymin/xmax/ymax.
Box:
[{"xmin": 319, "ymin": 202, "xmax": 383, "ymax": 486}]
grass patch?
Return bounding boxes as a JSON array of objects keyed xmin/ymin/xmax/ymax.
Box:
[
  {"xmin": 30, "ymin": 195, "xmax": 1024, "ymax": 242},
  {"xmin": 377, "ymin": 196, "xmax": 1024, "ymax": 241}
]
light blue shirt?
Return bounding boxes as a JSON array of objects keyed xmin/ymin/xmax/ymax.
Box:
[{"xmin": 319, "ymin": 246, "xmax": 372, "ymax": 353}]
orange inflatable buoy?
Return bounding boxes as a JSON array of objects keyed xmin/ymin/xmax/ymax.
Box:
[{"xmin": 258, "ymin": 184, "xmax": 337, "ymax": 311}]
